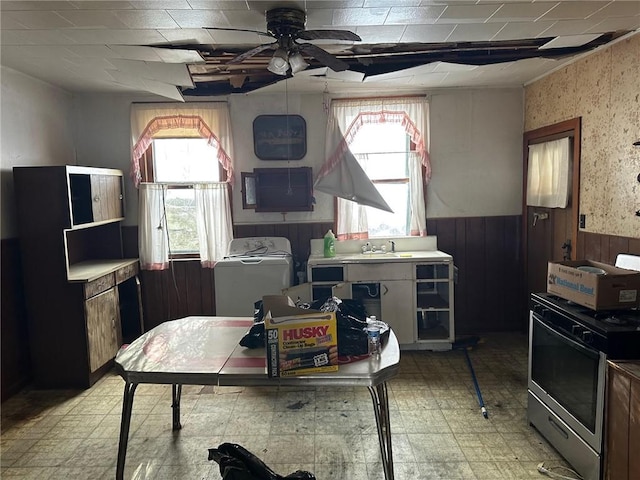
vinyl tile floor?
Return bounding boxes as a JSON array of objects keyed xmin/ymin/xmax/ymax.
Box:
[{"xmin": 1, "ymin": 332, "xmax": 572, "ymax": 480}]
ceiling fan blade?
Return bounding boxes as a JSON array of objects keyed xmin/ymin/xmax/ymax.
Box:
[
  {"xmin": 298, "ymin": 43, "xmax": 349, "ymax": 72},
  {"xmin": 227, "ymin": 42, "xmax": 277, "ymax": 64},
  {"xmin": 203, "ymin": 27, "xmax": 274, "ymax": 38},
  {"xmin": 297, "ymin": 30, "xmax": 361, "ymax": 42}
]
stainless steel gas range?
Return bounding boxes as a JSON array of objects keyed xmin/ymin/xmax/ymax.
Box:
[{"xmin": 528, "ymin": 293, "xmax": 640, "ymax": 480}]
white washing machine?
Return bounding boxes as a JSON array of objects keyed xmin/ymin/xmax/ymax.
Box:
[{"xmin": 214, "ymin": 237, "xmax": 294, "ymax": 316}]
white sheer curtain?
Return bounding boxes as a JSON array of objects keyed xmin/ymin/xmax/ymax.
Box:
[
  {"xmin": 319, "ymin": 97, "xmax": 430, "ymax": 239},
  {"xmin": 527, "ymin": 137, "xmax": 570, "ymax": 208},
  {"xmin": 194, "ymin": 183, "xmax": 233, "ymax": 268},
  {"xmin": 138, "ymin": 183, "xmax": 169, "ymax": 270}
]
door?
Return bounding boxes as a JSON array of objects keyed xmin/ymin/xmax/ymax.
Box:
[
  {"xmin": 90, "ymin": 174, "xmax": 123, "ymax": 222},
  {"xmin": 85, "ymin": 287, "xmax": 122, "ymax": 372},
  {"xmin": 380, "ymin": 280, "xmax": 414, "ymax": 344},
  {"xmin": 523, "ymin": 118, "xmax": 581, "ymax": 296}
]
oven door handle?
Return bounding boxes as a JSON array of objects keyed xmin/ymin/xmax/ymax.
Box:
[{"xmin": 533, "ymin": 314, "xmax": 599, "ymax": 359}]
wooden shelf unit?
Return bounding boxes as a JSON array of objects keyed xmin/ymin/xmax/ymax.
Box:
[{"xmin": 13, "ymin": 165, "xmax": 143, "ymax": 388}]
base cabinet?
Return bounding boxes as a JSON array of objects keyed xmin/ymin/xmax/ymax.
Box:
[
  {"xmin": 308, "ymin": 256, "xmax": 454, "ymax": 349},
  {"xmin": 85, "ymin": 288, "xmax": 122, "ymax": 373},
  {"xmin": 605, "ymin": 360, "xmax": 640, "ymax": 480}
]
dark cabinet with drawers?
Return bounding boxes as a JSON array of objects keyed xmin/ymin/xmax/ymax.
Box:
[{"xmin": 13, "ymin": 166, "xmax": 143, "ymax": 388}]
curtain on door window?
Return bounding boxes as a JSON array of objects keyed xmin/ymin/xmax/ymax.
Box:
[
  {"xmin": 131, "ymin": 103, "xmax": 234, "ymax": 269},
  {"xmin": 526, "ymin": 137, "xmax": 570, "ymax": 208},
  {"xmin": 316, "ymin": 97, "xmax": 430, "ymax": 239}
]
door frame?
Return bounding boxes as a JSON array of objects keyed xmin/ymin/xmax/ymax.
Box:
[{"xmin": 522, "ymin": 117, "xmax": 582, "ymax": 281}]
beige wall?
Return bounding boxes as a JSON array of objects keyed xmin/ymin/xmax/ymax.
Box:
[{"xmin": 525, "ymin": 33, "xmax": 640, "ymax": 239}]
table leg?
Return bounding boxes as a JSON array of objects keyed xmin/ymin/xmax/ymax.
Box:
[
  {"xmin": 172, "ymin": 384, "xmax": 183, "ymax": 431},
  {"xmin": 368, "ymin": 383, "xmax": 394, "ymax": 480},
  {"xmin": 116, "ymin": 381, "xmax": 138, "ymax": 480}
]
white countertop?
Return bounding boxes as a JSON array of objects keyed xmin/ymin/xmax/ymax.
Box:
[
  {"xmin": 308, "ymin": 250, "xmax": 452, "ymax": 265},
  {"xmin": 67, "ymin": 258, "xmax": 138, "ymax": 282}
]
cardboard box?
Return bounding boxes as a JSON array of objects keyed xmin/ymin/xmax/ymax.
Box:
[
  {"xmin": 263, "ymin": 295, "xmax": 338, "ymax": 377},
  {"xmin": 547, "ymin": 260, "xmax": 640, "ymax": 310}
]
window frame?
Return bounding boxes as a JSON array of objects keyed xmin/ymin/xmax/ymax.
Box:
[{"xmin": 141, "ymin": 137, "xmax": 230, "ymax": 259}]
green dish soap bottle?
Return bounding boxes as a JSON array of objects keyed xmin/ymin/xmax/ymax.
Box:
[{"xmin": 323, "ymin": 229, "xmax": 336, "ymax": 258}]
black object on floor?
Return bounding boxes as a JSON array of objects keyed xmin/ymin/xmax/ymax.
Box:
[
  {"xmin": 452, "ymin": 336, "xmax": 488, "ymax": 419},
  {"xmin": 208, "ymin": 443, "xmax": 316, "ymax": 480}
]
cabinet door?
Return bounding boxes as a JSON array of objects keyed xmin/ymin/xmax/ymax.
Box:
[
  {"xmin": 380, "ymin": 280, "xmax": 414, "ymax": 344},
  {"xmin": 85, "ymin": 287, "xmax": 122, "ymax": 372},
  {"xmin": 90, "ymin": 174, "xmax": 123, "ymax": 222}
]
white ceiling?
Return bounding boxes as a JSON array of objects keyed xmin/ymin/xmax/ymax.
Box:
[{"xmin": 1, "ymin": 1, "xmax": 639, "ymax": 99}]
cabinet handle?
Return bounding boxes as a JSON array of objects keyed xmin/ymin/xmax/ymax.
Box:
[
  {"xmin": 383, "ymin": 285, "xmax": 389, "ymax": 295},
  {"xmin": 93, "ymin": 196, "xmax": 99, "ymax": 202}
]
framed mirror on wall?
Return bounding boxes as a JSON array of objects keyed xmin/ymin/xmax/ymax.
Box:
[{"xmin": 253, "ymin": 115, "xmax": 306, "ymax": 160}]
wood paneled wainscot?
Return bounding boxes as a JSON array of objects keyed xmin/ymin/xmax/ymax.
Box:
[{"xmin": 13, "ymin": 166, "xmax": 143, "ymax": 388}]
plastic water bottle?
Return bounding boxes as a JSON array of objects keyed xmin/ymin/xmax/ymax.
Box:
[{"xmin": 367, "ymin": 317, "xmax": 381, "ymax": 356}]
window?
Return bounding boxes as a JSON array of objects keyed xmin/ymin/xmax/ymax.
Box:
[
  {"xmin": 316, "ymin": 97, "xmax": 430, "ymax": 240},
  {"xmin": 130, "ymin": 102, "xmax": 234, "ymax": 270},
  {"xmin": 151, "ymin": 138, "xmax": 220, "ymax": 255},
  {"xmin": 349, "ymin": 123, "xmax": 412, "ymax": 237}
]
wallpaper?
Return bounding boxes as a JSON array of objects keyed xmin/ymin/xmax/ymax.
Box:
[{"xmin": 524, "ymin": 33, "xmax": 640, "ymax": 239}]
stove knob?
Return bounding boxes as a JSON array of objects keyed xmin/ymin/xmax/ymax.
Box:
[{"xmin": 581, "ymin": 330, "xmax": 593, "ymax": 344}]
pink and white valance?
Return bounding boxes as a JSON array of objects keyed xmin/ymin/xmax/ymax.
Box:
[{"xmin": 130, "ymin": 102, "xmax": 234, "ymax": 186}]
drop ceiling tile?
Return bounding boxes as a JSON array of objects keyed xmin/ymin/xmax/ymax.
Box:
[
  {"xmin": 157, "ymin": 28, "xmax": 215, "ymax": 44},
  {"xmin": 4, "ymin": 45, "xmax": 79, "ymax": 59},
  {"xmin": 205, "ymin": 30, "xmax": 266, "ymax": 45},
  {"xmin": 66, "ymin": 45, "xmax": 123, "ymax": 57},
  {"xmin": 3, "ymin": 11, "xmax": 75, "ymax": 29},
  {"xmin": 539, "ymin": 1, "xmax": 610, "ymax": 21},
  {"xmin": 588, "ymin": 1, "xmax": 640, "ymax": 19},
  {"xmin": 408, "ymin": 72, "xmax": 449, "ymax": 86},
  {"xmin": 365, "ymin": 0, "xmax": 420, "ymax": 6},
  {"xmin": 57, "ymin": 10, "xmax": 129, "ymax": 28},
  {"xmin": 356, "ymin": 25, "xmax": 406, "ymax": 43},
  {"xmin": 69, "ymin": 1, "xmax": 135, "ymax": 10},
  {"xmin": 446, "ymin": 23, "xmax": 505, "ymax": 42},
  {"xmin": 486, "ymin": 2, "xmax": 558, "ymax": 23},
  {"xmin": 491, "ymin": 21, "xmax": 557, "ymax": 41},
  {"xmin": 332, "ymin": 8, "xmax": 390, "ymax": 26},
  {"xmin": 197, "ymin": 1, "xmax": 260, "ymax": 9},
  {"xmin": 167, "ymin": 9, "xmax": 230, "ymax": 28},
  {"xmin": 1, "ymin": 29, "xmax": 78, "ymax": 45},
  {"xmin": 129, "ymin": 0, "xmax": 191, "ymax": 9},
  {"xmin": 541, "ymin": 19, "xmax": 603, "ymax": 36},
  {"xmin": 114, "ymin": 10, "xmax": 182, "ymax": 29},
  {"xmin": 539, "ymin": 33, "xmax": 603, "ymax": 49},
  {"xmin": 306, "ymin": 1, "xmax": 365, "ymax": 8},
  {"xmin": 107, "ymin": 45, "xmax": 164, "ymax": 61},
  {"xmin": 305, "ymin": 9, "xmax": 335, "ymax": 29},
  {"xmin": 437, "ymin": 4, "xmax": 501, "ymax": 24},
  {"xmin": 434, "ymin": 62, "xmax": 478, "ymax": 73},
  {"xmin": 586, "ymin": 17, "xmax": 640, "ymax": 33},
  {"xmin": 222, "ymin": 9, "xmax": 269, "ymax": 30},
  {"xmin": 400, "ymin": 24, "xmax": 455, "ymax": 42},
  {"xmin": 110, "ymin": 58, "xmax": 193, "ymax": 86},
  {"xmin": 0, "ymin": 1, "xmax": 78, "ymax": 11},
  {"xmin": 153, "ymin": 48, "xmax": 204, "ymax": 64},
  {"xmin": 365, "ymin": 62, "xmax": 439, "ymax": 81},
  {"xmin": 60, "ymin": 28, "xmax": 167, "ymax": 44},
  {"xmin": 385, "ymin": 6, "xmax": 446, "ymax": 25},
  {"xmin": 1, "ymin": 15, "xmax": 29, "ymax": 30}
]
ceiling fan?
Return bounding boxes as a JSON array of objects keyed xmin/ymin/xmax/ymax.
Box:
[{"xmin": 206, "ymin": 7, "xmax": 361, "ymax": 76}]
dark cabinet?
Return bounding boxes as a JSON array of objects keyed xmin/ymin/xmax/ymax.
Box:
[
  {"xmin": 13, "ymin": 165, "xmax": 142, "ymax": 388},
  {"xmin": 605, "ymin": 360, "xmax": 640, "ymax": 480}
]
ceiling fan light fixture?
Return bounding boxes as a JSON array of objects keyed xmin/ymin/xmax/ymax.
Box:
[
  {"xmin": 289, "ymin": 52, "xmax": 309, "ymax": 75},
  {"xmin": 268, "ymin": 48, "xmax": 289, "ymax": 75}
]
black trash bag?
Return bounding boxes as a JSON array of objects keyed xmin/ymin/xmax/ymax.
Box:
[
  {"xmin": 239, "ymin": 321, "xmax": 266, "ymax": 349},
  {"xmin": 208, "ymin": 443, "xmax": 316, "ymax": 480},
  {"xmin": 310, "ymin": 296, "xmax": 389, "ymax": 357}
]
